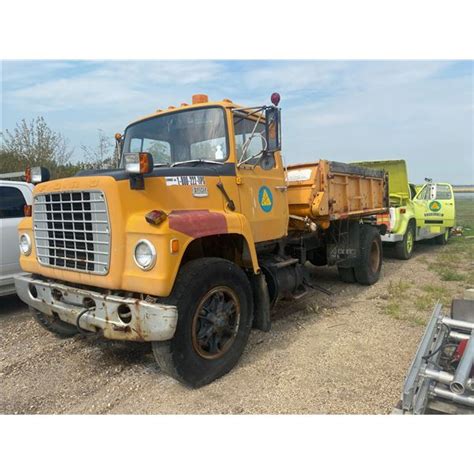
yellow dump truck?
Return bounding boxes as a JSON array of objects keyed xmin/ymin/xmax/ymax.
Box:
[{"xmin": 15, "ymin": 94, "xmax": 389, "ymax": 386}]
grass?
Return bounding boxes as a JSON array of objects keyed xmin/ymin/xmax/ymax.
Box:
[
  {"xmin": 424, "ymin": 195, "xmax": 474, "ymax": 284},
  {"xmin": 384, "ymin": 279, "xmax": 411, "ymax": 318}
]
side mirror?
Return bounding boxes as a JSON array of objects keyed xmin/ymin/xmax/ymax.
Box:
[
  {"xmin": 265, "ymin": 106, "xmax": 281, "ymax": 152},
  {"xmin": 124, "ymin": 152, "xmax": 154, "ymax": 174},
  {"xmin": 26, "ymin": 166, "xmax": 50, "ymax": 184}
]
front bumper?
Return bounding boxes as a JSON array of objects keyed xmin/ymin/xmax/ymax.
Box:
[{"xmin": 14, "ymin": 274, "xmax": 178, "ymax": 342}]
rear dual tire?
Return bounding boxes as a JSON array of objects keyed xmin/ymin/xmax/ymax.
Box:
[{"xmin": 337, "ymin": 225, "xmax": 382, "ymax": 285}]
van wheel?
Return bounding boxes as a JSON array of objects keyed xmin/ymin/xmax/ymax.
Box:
[
  {"xmin": 30, "ymin": 307, "xmax": 78, "ymax": 338},
  {"xmin": 354, "ymin": 225, "xmax": 383, "ymax": 285},
  {"xmin": 395, "ymin": 222, "xmax": 415, "ymax": 260},
  {"xmin": 152, "ymin": 258, "xmax": 253, "ymax": 388},
  {"xmin": 434, "ymin": 228, "xmax": 450, "ymax": 245},
  {"xmin": 337, "ymin": 266, "xmax": 356, "ymax": 283}
]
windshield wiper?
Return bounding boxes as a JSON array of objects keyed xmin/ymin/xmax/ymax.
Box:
[{"xmin": 170, "ymin": 159, "xmax": 225, "ymax": 167}]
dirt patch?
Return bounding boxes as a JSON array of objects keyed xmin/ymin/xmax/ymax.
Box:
[{"xmin": 2, "ymin": 231, "xmax": 470, "ymax": 415}]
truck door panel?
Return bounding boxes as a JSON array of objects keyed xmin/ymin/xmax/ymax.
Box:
[{"xmin": 233, "ymin": 115, "xmax": 288, "ymax": 243}]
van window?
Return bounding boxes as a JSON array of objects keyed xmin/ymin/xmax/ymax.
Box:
[
  {"xmin": 0, "ymin": 186, "xmax": 26, "ymax": 219},
  {"xmin": 436, "ymin": 184, "xmax": 452, "ymax": 200}
]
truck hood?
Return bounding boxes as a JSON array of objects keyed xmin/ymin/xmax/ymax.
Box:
[{"xmin": 353, "ymin": 159, "xmax": 410, "ymax": 200}]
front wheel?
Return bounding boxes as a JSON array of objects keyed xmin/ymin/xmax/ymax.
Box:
[
  {"xmin": 152, "ymin": 258, "xmax": 253, "ymax": 388},
  {"xmin": 354, "ymin": 225, "xmax": 383, "ymax": 285}
]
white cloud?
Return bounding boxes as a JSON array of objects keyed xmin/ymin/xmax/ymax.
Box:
[
  {"xmin": 3, "ymin": 60, "xmax": 225, "ymax": 112},
  {"xmin": 2, "ymin": 60, "xmax": 472, "ymax": 183}
]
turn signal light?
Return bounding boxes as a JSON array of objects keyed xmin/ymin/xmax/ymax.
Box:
[
  {"xmin": 400, "ymin": 208, "xmax": 406, "ymax": 214},
  {"xmin": 145, "ymin": 210, "xmax": 168, "ymax": 225},
  {"xmin": 170, "ymin": 239, "xmax": 179, "ymax": 254},
  {"xmin": 24, "ymin": 205, "xmax": 32, "ymax": 217}
]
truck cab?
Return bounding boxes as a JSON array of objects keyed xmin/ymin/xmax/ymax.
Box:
[{"xmin": 355, "ymin": 160, "xmax": 455, "ymax": 259}]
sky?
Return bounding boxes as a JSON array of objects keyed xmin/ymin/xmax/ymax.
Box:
[{"xmin": 1, "ymin": 60, "xmax": 473, "ymax": 184}]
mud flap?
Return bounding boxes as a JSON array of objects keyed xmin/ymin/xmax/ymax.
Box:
[{"xmin": 250, "ymin": 272, "xmax": 271, "ymax": 332}]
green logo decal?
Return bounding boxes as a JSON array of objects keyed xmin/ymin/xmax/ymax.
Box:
[{"xmin": 429, "ymin": 200, "xmax": 442, "ymax": 212}]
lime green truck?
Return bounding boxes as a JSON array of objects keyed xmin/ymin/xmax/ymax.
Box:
[{"xmin": 356, "ymin": 160, "xmax": 456, "ymax": 259}]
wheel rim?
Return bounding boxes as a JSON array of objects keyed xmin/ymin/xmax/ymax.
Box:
[
  {"xmin": 191, "ymin": 286, "xmax": 241, "ymax": 360},
  {"xmin": 369, "ymin": 239, "xmax": 381, "ymax": 273},
  {"xmin": 406, "ymin": 229, "xmax": 414, "ymax": 254}
]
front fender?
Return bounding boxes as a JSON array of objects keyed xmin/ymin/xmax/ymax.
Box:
[{"xmin": 123, "ymin": 210, "xmax": 259, "ymax": 297}]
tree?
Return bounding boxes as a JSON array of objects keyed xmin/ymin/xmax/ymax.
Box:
[
  {"xmin": 80, "ymin": 129, "xmax": 119, "ymax": 169},
  {"xmin": 1, "ymin": 116, "xmax": 73, "ymax": 168}
]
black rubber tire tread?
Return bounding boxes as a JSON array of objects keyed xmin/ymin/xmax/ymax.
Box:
[
  {"xmin": 337, "ymin": 266, "xmax": 356, "ymax": 283},
  {"xmin": 434, "ymin": 229, "xmax": 449, "ymax": 245},
  {"xmin": 30, "ymin": 307, "xmax": 78, "ymax": 338},
  {"xmin": 152, "ymin": 257, "xmax": 253, "ymax": 388},
  {"xmin": 394, "ymin": 221, "xmax": 415, "ymax": 260},
  {"xmin": 354, "ymin": 225, "xmax": 383, "ymax": 286}
]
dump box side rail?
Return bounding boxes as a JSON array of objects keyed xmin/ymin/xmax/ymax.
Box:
[{"xmin": 286, "ymin": 160, "xmax": 388, "ymax": 225}]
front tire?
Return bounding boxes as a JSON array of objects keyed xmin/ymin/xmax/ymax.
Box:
[
  {"xmin": 354, "ymin": 225, "xmax": 383, "ymax": 285},
  {"xmin": 30, "ymin": 307, "xmax": 78, "ymax": 338},
  {"xmin": 394, "ymin": 221, "xmax": 416, "ymax": 260},
  {"xmin": 152, "ymin": 258, "xmax": 253, "ymax": 388}
]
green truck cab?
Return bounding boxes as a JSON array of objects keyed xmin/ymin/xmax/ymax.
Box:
[{"xmin": 356, "ymin": 160, "xmax": 455, "ymax": 259}]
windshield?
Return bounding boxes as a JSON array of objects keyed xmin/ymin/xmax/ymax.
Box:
[{"xmin": 122, "ymin": 107, "xmax": 228, "ymax": 166}]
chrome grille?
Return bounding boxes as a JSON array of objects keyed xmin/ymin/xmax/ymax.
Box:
[{"xmin": 33, "ymin": 191, "xmax": 110, "ymax": 275}]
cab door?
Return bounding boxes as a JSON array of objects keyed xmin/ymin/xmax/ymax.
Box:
[
  {"xmin": 432, "ymin": 183, "xmax": 455, "ymax": 228},
  {"xmin": 232, "ymin": 114, "xmax": 288, "ymax": 243},
  {"xmin": 413, "ymin": 183, "xmax": 434, "ymax": 228}
]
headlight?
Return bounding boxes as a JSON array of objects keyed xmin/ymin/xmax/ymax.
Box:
[
  {"xmin": 133, "ymin": 239, "xmax": 156, "ymax": 270},
  {"xmin": 19, "ymin": 233, "xmax": 32, "ymax": 256}
]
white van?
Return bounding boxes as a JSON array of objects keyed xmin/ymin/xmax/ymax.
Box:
[{"xmin": 0, "ymin": 180, "xmax": 34, "ymax": 296}]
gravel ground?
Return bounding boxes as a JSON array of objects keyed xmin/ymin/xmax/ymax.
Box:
[{"xmin": 0, "ymin": 242, "xmax": 467, "ymax": 414}]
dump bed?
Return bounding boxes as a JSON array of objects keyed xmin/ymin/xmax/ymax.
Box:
[{"xmin": 286, "ymin": 160, "xmax": 388, "ymax": 223}]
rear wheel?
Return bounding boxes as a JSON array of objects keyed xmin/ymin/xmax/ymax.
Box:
[
  {"xmin": 30, "ymin": 307, "xmax": 78, "ymax": 338},
  {"xmin": 394, "ymin": 222, "xmax": 415, "ymax": 260},
  {"xmin": 354, "ymin": 225, "xmax": 383, "ymax": 285},
  {"xmin": 152, "ymin": 258, "xmax": 253, "ymax": 388},
  {"xmin": 434, "ymin": 228, "xmax": 450, "ymax": 245}
]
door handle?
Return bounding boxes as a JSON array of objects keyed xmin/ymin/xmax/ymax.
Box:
[{"xmin": 274, "ymin": 186, "xmax": 287, "ymax": 192}]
